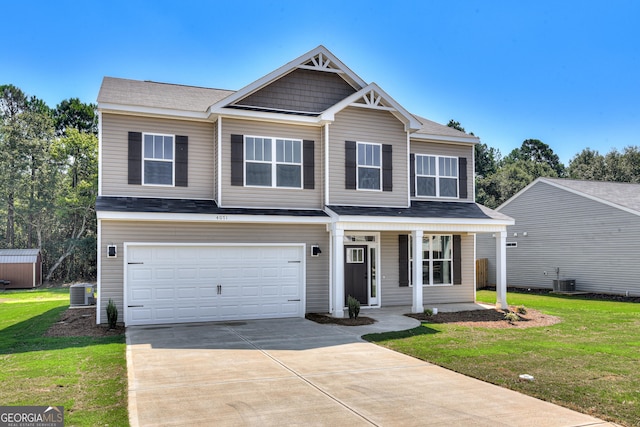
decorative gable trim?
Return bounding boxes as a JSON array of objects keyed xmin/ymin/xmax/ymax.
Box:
[
  {"xmin": 321, "ymin": 83, "xmax": 422, "ymax": 132},
  {"xmin": 208, "ymin": 46, "xmax": 366, "ymax": 115}
]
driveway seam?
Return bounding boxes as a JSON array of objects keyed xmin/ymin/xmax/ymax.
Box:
[{"xmin": 227, "ymin": 326, "xmax": 379, "ymax": 427}]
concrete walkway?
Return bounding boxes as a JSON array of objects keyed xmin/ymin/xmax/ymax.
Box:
[{"xmin": 126, "ymin": 309, "xmax": 616, "ymax": 426}]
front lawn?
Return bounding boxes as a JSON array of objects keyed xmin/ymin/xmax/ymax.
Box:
[
  {"xmin": 364, "ymin": 290, "xmax": 640, "ymax": 427},
  {"xmin": 0, "ymin": 288, "xmax": 128, "ymax": 426}
]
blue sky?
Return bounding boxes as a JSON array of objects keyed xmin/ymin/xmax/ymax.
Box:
[{"xmin": 3, "ymin": 0, "xmax": 639, "ymax": 164}]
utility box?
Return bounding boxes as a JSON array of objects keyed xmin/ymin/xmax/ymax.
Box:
[{"xmin": 553, "ymin": 279, "xmax": 576, "ymax": 292}]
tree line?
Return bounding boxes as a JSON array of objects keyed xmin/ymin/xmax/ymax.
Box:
[
  {"xmin": 0, "ymin": 85, "xmax": 97, "ymax": 282},
  {"xmin": 448, "ymin": 120, "xmax": 640, "ymax": 209}
]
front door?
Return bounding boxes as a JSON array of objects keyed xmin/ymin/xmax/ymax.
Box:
[{"xmin": 344, "ymin": 245, "xmax": 368, "ymax": 305}]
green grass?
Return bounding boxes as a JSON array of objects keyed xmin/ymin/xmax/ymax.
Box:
[
  {"xmin": 365, "ymin": 290, "xmax": 640, "ymax": 427},
  {"xmin": 0, "ymin": 288, "xmax": 128, "ymax": 426}
]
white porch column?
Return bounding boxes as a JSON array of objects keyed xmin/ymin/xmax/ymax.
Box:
[
  {"xmin": 495, "ymin": 230, "xmax": 508, "ymax": 309},
  {"xmin": 412, "ymin": 230, "xmax": 424, "ymax": 313},
  {"xmin": 332, "ymin": 227, "xmax": 345, "ymax": 318}
]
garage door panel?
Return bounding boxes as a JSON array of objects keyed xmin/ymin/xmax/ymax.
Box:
[{"xmin": 126, "ymin": 244, "xmax": 304, "ymax": 325}]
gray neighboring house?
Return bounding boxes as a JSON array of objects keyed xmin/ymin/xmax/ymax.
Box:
[{"xmin": 477, "ymin": 177, "xmax": 640, "ymax": 296}]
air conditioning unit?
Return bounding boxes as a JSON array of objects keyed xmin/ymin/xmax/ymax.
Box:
[
  {"xmin": 70, "ymin": 283, "xmax": 96, "ymax": 306},
  {"xmin": 552, "ymin": 279, "xmax": 576, "ymax": 292}
]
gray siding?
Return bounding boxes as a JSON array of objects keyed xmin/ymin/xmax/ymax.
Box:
[
  {"xmin": 99, "ymin": 221, "xmax": 330, "ymax": 323},
  {"xmin": 410, "ymin": 140, "xmax": 475, "ymax": 202},
  {"xmin": 329, "ymin": 108, "xmax": 409, "ymax": 207},
  {"xmin": 477, "ymin": 180, "xmax": 640, "ymax": 296},
  {"xmin": 381, "ymin": 231, "xmax": 475, "ymax": 306},
  {"xmin": 213, "ymin": 119, "xmax": 218, "ymax": 202},
  {"xmin": 236, "ymin": 69, "xmax": 356, "ymax": 113},
  {"xmin": 101, "ymin": 113, "xmax": 215, "ymax": 198},
  {"xmin": 220, "ymin": 118, "xmax": 323, "ymax": 208}
]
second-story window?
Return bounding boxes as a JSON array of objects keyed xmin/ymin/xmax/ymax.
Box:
[
  {"xmin": 245, "ymin": 136, "xmax": 302, "ymax": 188},
  {"xmin": 143, "ymin": 133, "xmax": 174, "ymax": 185},
  {"xmin": 416, "ymin": 154, "xmax": 458, "ymax": 198},
  {"xmin": 357, "ymin": 142, "xmax": 381, "ymax": 190}
]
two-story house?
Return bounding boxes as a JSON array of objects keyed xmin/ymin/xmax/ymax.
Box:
[{"xmin": 96, "ymin": 46, "xmax": 513, "ymax": 326}]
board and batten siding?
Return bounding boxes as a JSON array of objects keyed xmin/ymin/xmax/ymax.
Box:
[
  {"xmin": 220, "ymin": 118, "xmax": 323, "ymax": 209},
  {"xmin": 101, "ymin": 113, "xmax": 215, "ymax": 199},
  {"xmin": 329, "ymin": 107, "xmax": 409, "ymax": 207},
  {"xmin": 410, "ymin": 140, "xmax": 475, "ymax": 202},
  {"xmin": 477, "ymin": 180, "xmax": 640, "ymax": 296},
  {"xmin": 380, "ymin": 231, "xmax": 475, "ymax": 306},
  {"xmin": 99, "ymin": 221, "xmax": 330, "ymax": 324}
]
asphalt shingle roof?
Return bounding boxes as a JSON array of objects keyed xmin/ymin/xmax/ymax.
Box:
[
  {"xmin": 541, "ymin": 178, "xmax": 640, "ymax": 214},
  {"xmin": 328, "ymin": 201, "xmax": 511, "ymax": 221}
]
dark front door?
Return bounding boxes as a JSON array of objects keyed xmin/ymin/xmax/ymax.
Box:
[{"xmin": 344, "ymin": 245, "xmax": 368, "ymax": 306}]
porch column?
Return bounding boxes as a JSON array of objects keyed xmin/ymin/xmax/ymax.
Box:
[
  {"xmin": 332, "ymin": 227, "xmax": 345, "ymax": 318},
  {"xmin": 495, "ymin": 230, "xmax": 508, "ymax": 309},
  {"xmin": 412, "ymin": 230, "xmax": 424, "ymax": 313}
]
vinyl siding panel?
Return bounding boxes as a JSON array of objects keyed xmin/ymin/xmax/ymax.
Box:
[
  {"xmin": 99, "ymin": 221, "xmax": 330, "ymax": 323},
  {"xmin": 213, "ymin": 119, "xmax": 219, "ymax": 202},
  {"xmin": 236, "ymin": 68, "xmax": 356, "ymax": 113},
  {"xmin": 410, "ymin": 140, "xmax": 475, "ymax": 202},
  {"xmin": 477, "ymin": 180, "xmax": 640, "ymax": 296},
  {"xmin": 381, "ymin": 232, "xmax": 475, "ymax": 306},
  {"xmin": 220, "ymin": 118, "xmax": 323, "ymax": 208},
  {"xmin": 102, "ymin": 113, "xmax": 215, "ymax": 198},
  {"xmin": 329, "ymin": 108, "xmax": 408, "ymax": 206}
]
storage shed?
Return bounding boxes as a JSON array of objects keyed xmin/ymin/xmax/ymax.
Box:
[{"xmin": 0, "ymin": 249, "xmax": 42, "ymax": 289}]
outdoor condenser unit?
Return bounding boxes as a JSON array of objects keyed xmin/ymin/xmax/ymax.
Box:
[{"xmin": 70, "ymin": 283, "xmax": 96, "ymax": 306}]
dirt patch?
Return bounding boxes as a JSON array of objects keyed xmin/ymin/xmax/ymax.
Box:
[
  {"xmin": 306, "ymin": 313, "xmax": 376, "ymax": 326},
  {"xmin": 44, "ymin": 307, "xmax": 125, "ymax": 337},
  {"xmin": 407, "ymin": 307, "xmax": 561, "ymax": 329}
]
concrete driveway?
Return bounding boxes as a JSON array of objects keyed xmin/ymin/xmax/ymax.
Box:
[{"xmin": 126, "ymin": 312, "xmax": 615, "ymax": 426}]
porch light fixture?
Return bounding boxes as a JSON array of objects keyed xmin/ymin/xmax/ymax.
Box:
[
  {"xmin": 311, "ymin": 244, "xmax": 322, "ymax": 257},
  {"xmin": 107, "ymin": 244, "xmax": 117, "ymax": 258}
]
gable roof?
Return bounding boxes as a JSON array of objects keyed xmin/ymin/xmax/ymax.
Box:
[
  {"xmin": 500, "ymin": 177, "xmax": 640, "ymax": 217},
  {"xmin": 0, "ymin": 249, "xmax": 40, "ymax": 264}
]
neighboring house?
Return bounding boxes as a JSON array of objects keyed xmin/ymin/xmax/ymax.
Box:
[
  {"xmin": 0, "ymin": 249, "xmax": 42, "ymax": 289},
  {"xmin": 96, "ymin": 45, "xmax": 513, "ymax": 326},
  {"xmin": 477, "ymin": 177, "xmax": 640, "ymax": 296}
]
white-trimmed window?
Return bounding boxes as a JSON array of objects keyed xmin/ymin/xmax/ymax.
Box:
[
  {"xmin": 416, "ymin": 155, "xmax": 458, "ymax": 198},
  {"xmin": 245, "ymin": 136, "xmax": 302, "ymax": 188},
  {"xmin": 346, "ymin": 247, "xmax": 365, "ymax": 263},
  {"xmin": 409, "ymin": 234, "xmax": 453, "ymax": 285},
  {"xmin": 143, "ymin": 133, "xmax": 174, "ymax": 185},
  {"xmin": 357, "ymin": 142, "xmax": 381, "ymax": 190}
]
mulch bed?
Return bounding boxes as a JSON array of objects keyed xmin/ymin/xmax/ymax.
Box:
[
  {"xmin": 407, "ymin": 307, "xmax": 561, "ymax": 329},
  {"xmin": 305, "ymin": 313, "xmax": 376, "ymax": 326},
  {"xmin": 44, "ymin": 307, "xmax": 125, "ymax": 337}
]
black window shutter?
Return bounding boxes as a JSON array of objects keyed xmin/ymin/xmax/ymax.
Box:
[
  {"xmin": 231, "ymin": 134, "xmax": 244, "ymax": 186},
  {"xmin": 303, "ymin": 140, "xmax": 315, "ymax": 189},
  {"xmin": 458, "ymin": 157, "xmax": 467, "ymax": 199},
  {"xmin": 128, "ymin": 132, "xmax": 142, "ymax": 185},
  {"xmin": 345, "ymin": 141, "xmax": 356, "ymax": 189},
  {"xmin": 382, "ymin": 144, "xmax": 393, "ymax": 191},
  {"xmin": 399, "ymin": 234, "xmax": 409, "ymax": 287},
  {"xmin": 175, "ymin": 135, "xmax": 188, "ymax": 187},
  {"xmin": 410, "ymin": 153, "xmax": 416, "ymax": 197},
  {"xmin": 453, "ymin": 235, "xmax": 462, "ymax": 285}
]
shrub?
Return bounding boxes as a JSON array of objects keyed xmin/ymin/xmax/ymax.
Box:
[
  {"xmin": 517, "ymin": 305, "xmax": 528, "ymax": 315},
  {"xmin": 107, "ymin": 299, "xmax": 118, "ymax": 329},
  {"xmin": 347, "ymin": 295, "xmax": 360, "ymax": 319},
  {"xmin": 504, "ymin": 311, "xmax": 519, "ymax": 322},
  {"xmin": 423, "ymin": 308, "xmax": 433, "ymax": 316}
]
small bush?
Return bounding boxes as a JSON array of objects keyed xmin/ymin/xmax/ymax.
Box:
[
  {"xmin": 423, "ymin": 308, "xmax": 433, "ymax": 316},
  {"xmin": 347, "ymin": 295, "xmax": 361, "ymax": 319},
  {"xmin": 107, "ymin": 299, "xmax": 118, "ymax": 329},
  {"xmin": 517, "ymin": 305, "xmax": 528, "ymax": 315},
  {"xmin": 504, "ymin": 311, "xmax": 519, "ymax": 322}
]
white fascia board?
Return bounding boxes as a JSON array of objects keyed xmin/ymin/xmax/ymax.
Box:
[
  {"xmin": 99, "ymin": 103, "xmax": 209, "ymax": 121},
  {"xmin": 333, "ymin": 215, "xmax": 514, "ymax": 227},
  {"xmin": 96, "ymin": 210, "xmax": 331, "ymax": 224},
  {"xmin": 320, "ymin": 83, "xmax": 421, "ymax": 132},
  {"xmin": 411, "ymin": 133, "xmax": 480, "ymax": 144},
  {"xmin": 333, "ymin": 220, "xmax": 510, "ymax": 233},
  {"xmin": 214, "ymin": 109, "xmax": 320, "ymax": 125},
  {"xmin": 207, "ymin": 46, "xmax": 366, "ymax": 113}
]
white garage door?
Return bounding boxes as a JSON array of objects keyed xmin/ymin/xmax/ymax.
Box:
[{"xmin": 125, "ymin": 244, "xmax": 305, "ymax": 326}]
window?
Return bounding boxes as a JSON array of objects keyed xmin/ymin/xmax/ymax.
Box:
[
  {"xmin": 357, "ymin": 142, "xmax": 381, "ymax": 190},
  {"xmin": 415, "ymin": 155, "xmax": 458, "ymax": 198},
  {"xmin": 245, "ymin": 136, "xmax": 302, "ymax": 188},
  {"xmin": 347, "ymin": 248, "xmax": 365, "ymax": 263},
  {"xmin": 506, "ymin": 242, "xmax": 517, "ymax": 248},
  {"xmin": 143, "ymin": 133, "xmax": 174, "ymax": 185},
  {"xmin": 409, "ymin": 234, "xmax": 453, "ymax": 285}
]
